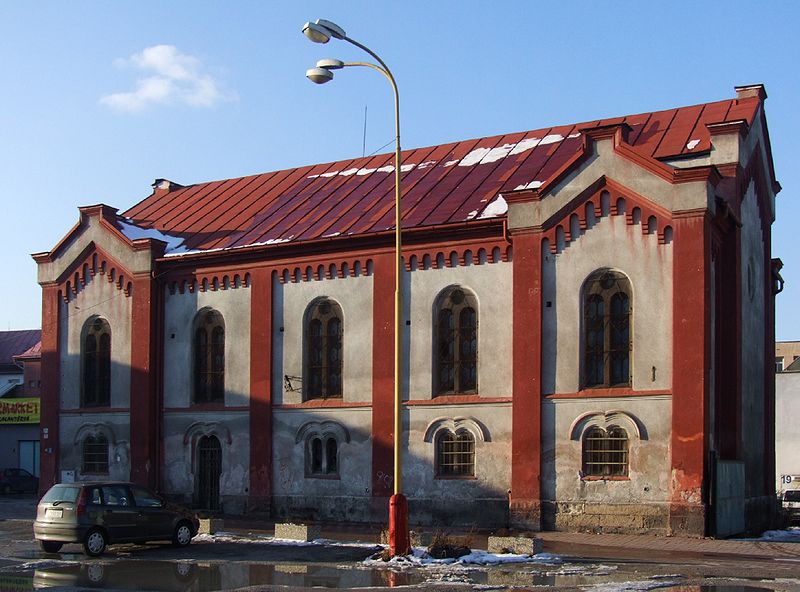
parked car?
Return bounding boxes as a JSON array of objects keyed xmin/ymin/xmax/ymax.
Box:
[
  {"xmin": 783, "ymin": 489, "xmax": 800, "ymax": 524},
  {"xmin": 33, "ymin": 481, "xmax": 200, "ymax": 556},
  {"xmin": 0, "ymin": 468, "xmax": 38, "ymax": 493}
]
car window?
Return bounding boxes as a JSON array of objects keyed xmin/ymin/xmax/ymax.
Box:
[
  {"xmin": 88, "ymin": 487, "xmax": 102, "ymax": 505},
  {"xmin": 6, "ymin": 469, "xmax": 18, "ymax": 477},
  {"xmin": 130, "ymin": 485, "xmax": 162, "ymax": 508},
  {"xmin": 101, "ymin": 485, "xmax": 130, "ymax": 506},
  {"xmin": 785, "ymin": 490, "xmax": 800, "ymax": 502},
  {"xmin": 42, "ymin": 485, "xmax": 80, "ymax": 503},
  {"xmin": 18, "ymin": 469, "xmax": 32, "ymax": 477}
]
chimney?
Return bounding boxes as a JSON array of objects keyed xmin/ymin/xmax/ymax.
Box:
[
  {"xmin": 152, "ymin": 178, "xmax": 184, "ymax": 194},
  {"xmin": 734, "ymin": 84, "xmax": 767, "ymax": 102}
]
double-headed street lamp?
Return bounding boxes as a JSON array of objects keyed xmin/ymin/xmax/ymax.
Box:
[{"xmin": 302, "ymin": 18, "xmax": 409, "ymax": 557}]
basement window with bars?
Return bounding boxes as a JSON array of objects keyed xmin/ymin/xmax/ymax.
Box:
[
  {"xmin": 581, "ymin": 426, "xmax": 628, "ymax": 478},
  {"xmin": 82, "ymin": 434, "xmax": 109, "ymax": 474},
  {"xmin": 436, "ymin": 429, "xmax": 475, "ymax": 478}
]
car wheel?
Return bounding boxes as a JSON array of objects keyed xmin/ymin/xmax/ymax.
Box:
[
  {"xmin": 38, "ymin": 540, "xmax": 63, "ymax": 553},
  {"xmin": 172, "ymin": 521, "xmax": 193, "ymax": 547},
  {"xmin": 83, "ymin": 528, "xmax": 107, "ymax": 556}
]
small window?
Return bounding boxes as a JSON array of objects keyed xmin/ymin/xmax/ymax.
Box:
[
  {"xmin": 82, "ymin": 318, "xmax": 111, "ymax": 407},
  {"xmin": 436, "ymin": 429, "xmax": 475, "ymax": 477},
  {"xmin": 194, "ymin": 309, "xmax": 225, "ymax": 403},
  {"xmin": 82, "ymin": 434, "xmax": 109, "ymax": 474},
  {"xmin": 582, "ymin": 426, "xmax": 628, "ymax": 477},
  {"xmin": 305, "ymin": 299, "xmax": 343, "ymax": 400},
  {"xmin": 435, "ymin": 287, "xmax": 478, "ymax": 395},
  {"xmin": 583, "ymin": 270, "xmax": 631, "ymax": 388},
  {"xmin": 307, "ymin": 435, "xmax": 339, "ymax": 477},
  {"xmin": 776, "ymin": 356, "xmax": 785, "ymax": 373}
]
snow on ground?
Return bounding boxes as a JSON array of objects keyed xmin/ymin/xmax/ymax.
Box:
[
  {"xmin": 194, "ymin": 531, "xmax": 380, "ymax": 549},
  {"xmin": 363, "ymin": 546, "xmax": 564, "ymax": 568},
  {"xmin": 754, "ymin": 527, "xmax": 800, "ymax": 542},
  {"xmin": 582, "ymin": 580, "xmax": 680, "ymax": 592}
]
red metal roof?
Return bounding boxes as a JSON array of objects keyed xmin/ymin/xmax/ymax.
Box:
[
  {"xmin": 122, "ymin": 96, "xmax": 759, "ymax": 257},
  {"xmin": 0, "ymin": 330, "xmax": 41, "ymax": 369}
]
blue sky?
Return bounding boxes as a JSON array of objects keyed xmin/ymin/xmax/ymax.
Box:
[{"xmin": 2, "ymin": 1, "xmax": 799, "ymax": 340}]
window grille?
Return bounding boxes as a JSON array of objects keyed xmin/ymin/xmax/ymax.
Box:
[
  {"xmin": 436, "ymin": 429, "xmax": 475, "ymax": 477},
  {"xmin": 308, "ymin": 436, "xmax": 338, "ymax": 477},
  {"xmin": 82, "ymin": 318, "xmax": 111, "ymax": 407},
  {"xmin": 436, "ymin": 288, "xmax": 478, "ymax": 395},
  {"xmin": 583, "ymin": 270, "xmax": 631, "ymax": 388},
  {"xmin": 582, "ymin": 426, "xmax": 628, "ymax": 477},
  {"xmin": 306, "ymin": 300, "xmax": 343, "ymax": 400},
  {"xmin": 194, "ymin": 310, "xmax": 225, "ymax": 403},
  {"xmin": 82, "ymin": 434, "xmax": 109, "ymax": 474}
]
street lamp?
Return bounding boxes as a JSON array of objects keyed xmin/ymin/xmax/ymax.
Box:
[{"xmin": 302, "ymin": 18, "xmax": 409, "ymax": 557}]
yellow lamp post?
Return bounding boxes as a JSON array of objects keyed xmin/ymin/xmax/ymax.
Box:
[{"xmin": 302, "ymin": 18, "xmax": 409, "ymax": 556}]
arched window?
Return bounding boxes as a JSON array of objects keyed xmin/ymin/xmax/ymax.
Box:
[
  {"xmin": 582, "ymin": 426, "xmax": 629, "ymax": 477},
  {"xmin": 82, "ymin": 433, "xmax": 109, "ymax": 474},
  {"xmin": 307, "ymin": 435, "xmax": 339, "ymax": 477},
  {"xmin": 436, "ymin": 429, "xmax": 475, "ymax": 477},
  {"xmin": 435, "ymin": 287, "xmax": 478, "ymax": 395},
  {"xmin": 305, "ymin": 299, "xmax": 343, "ymax": 400},
  {"xmin": 194, "ymin": 309, "xmax": 225, "ymax": 403},
  {"xmin": 82, "ymin": 318, "xmax": 111, "ymax": 407},
  {"xmin": 583, "ymin": 270, "xmax": 631, "ymax": 388}
]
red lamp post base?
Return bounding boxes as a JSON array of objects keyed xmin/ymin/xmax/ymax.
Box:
[{"xmin": 388, "ymin": 493, "xmax": 410, "ymax": 556}]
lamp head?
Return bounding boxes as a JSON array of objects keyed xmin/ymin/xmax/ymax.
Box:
[
  {"xmin": 306, "ymin": 67, "xmax": 334, "ymax": 84},
  {"xmin": 316, "ymin": 58, "xmax": 344, "ymax": 70},
  {"xmin": 302, "ymin": 19, "xmax": 346, "ymax": 43}
]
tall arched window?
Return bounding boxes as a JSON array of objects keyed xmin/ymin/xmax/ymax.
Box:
[
  {"xmin": 194, "ymin": 309, "xmax": 225, "ymax": 403},
  {"xmin": 82, "ymin": 318, "xmax": 111, "ymax": 407},
  {"xmin": 305, "ymin": 299, "xmax": 343, "ymax": 400},
  {"xmin": 436, "ymin": 287, "xmax": 478, "ymax": 395},
  {"xmin": 82, "ymin": 433, "xmax": 109, "ymax": 474},
  {"xmin": 583, "ymin": 270, "xmax": 631, "ymax": 388},
  {"xmin": 436, "ymin": 429, "xmax": 475, "ymax": 477},
  {"xmin": 582, "ymin": 426, "xmax": 629, "ymax": 477}
]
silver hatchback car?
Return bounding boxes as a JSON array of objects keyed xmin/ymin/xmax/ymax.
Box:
[{"xmin": 34, "ymin": 482, "xmax": 200, "ymax": 556}]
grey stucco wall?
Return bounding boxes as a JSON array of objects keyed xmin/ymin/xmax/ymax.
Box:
[
  {"xmin": 739, "ymin": 179, "xmax": 767, "ymax": 498},
  {"xmin": 275, "ymin": 275, "xmax": 373, "ymax": 405},
  {"xmin": 271, "ymin": 407, "xmax": 372, "ymax": 521},
  {"xmin": 407, "ymin": 262, "xmax": 512, "ymax": 399},
  {"xmin": 776, "ymin": 371, "xmax": 800, "ymax": 491},
  {"xmin": 542, "ymin": 213, "xmax": 673, "ymax": 394},
  {"xmin": 541, "ymin": 395, "xmax": 672, "ymax": 531},
  {"xmin": 163, "ymin": 286, "xmax": 251, "ymax": 408},
  {"xmin": 60, "ymin": 275, "xmax": 132, "ymax": 410},
  {"xmin": 59, "ymin": 413, "xmax": 131, "ymax": 481},
  {"xmin": 162, "ymin": 410, "xmax": 250, "ymax": 513}
]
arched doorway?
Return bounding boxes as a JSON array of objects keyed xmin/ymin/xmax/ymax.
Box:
[{"xmin": 197, "ymin": 435, "xmax": 221, "ymax": 512}]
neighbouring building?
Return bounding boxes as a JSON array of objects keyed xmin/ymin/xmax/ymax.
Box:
[
  {"xmin": 33, "ymin": 85, "xmax": 781, "ymax": 536},
  {"xmin": 776, "ymin": 344, "xmax": 800, "ymax": 494},
  {"xmin": 0, "ymin": 330, "xmax": 42, "ymax": 476},
  {"xmin": 775, "ymin": 341, "xmax": 800, "ymax": 373}
]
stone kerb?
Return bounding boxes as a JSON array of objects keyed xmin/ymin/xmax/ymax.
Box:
[
  {"xmin": 487, "ymin": 535, "xmax": 543, "ymax": 555},
  {"xmin": 274, "ymin": 522, "xmax": 322, "ymax": 542}
]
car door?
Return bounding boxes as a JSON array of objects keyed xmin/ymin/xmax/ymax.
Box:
[
  {"xmin": 130, "ymin": 484, "xmax": 173, "ymax": 540},
  {"xmin": 99, "ymin": 484, "xmax": 138, "ymax": 542}
]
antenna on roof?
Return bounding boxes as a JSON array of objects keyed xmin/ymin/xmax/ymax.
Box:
[{"xmin": 362, "ymin": 105, "xmax": 367, "ymax": 157}]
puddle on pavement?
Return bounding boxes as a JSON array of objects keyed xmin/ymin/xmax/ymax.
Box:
[
  {"xmin": 664, "ymin": 587, "xmax": 778, "ymax": 592},
  {"xmin": 12, "ymin": 559, "xmax": 629, "ymax": 590}
]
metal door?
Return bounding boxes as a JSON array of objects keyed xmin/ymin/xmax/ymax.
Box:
[{"xmin": 197, "ymin": 435, "xmax": 221, "ymax": 511}]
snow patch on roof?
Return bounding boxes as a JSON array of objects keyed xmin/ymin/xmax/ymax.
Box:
[
  {"xmin": 376, "ymin": 165, "xmax": 395, "ymax": 173},
  {"xmin": 444, "ymin": 159, "xmax": 460, "ymax": 167},
  {"xmin": 514, "ymin": 180, "xmax": 543, "ymax": 191},
  {"xmin": 460, "ymin": 134, "xmax": 568, "ymax": 168},
  {"xmin": 339, "ymin": 168, "xmax": 360, "ymax": 177},
  {"xmin": 400, "ymin": 163, "xmax": 416, "ymax": 173},
  {"xmin": 418, "ymin": 160, "xmax": 437, "ymax": 169},
  {"xmin": 323, "ymin": 231, "xmax": 341, "ymax": 238},
  {"xmin": 162, "ymin": 236, "xmax": 293, "ymax": 258},
  {"xmin": 466, "ymin": 210, "xmax": 479, "ymax": 220},
  {"xmin": 118, "ymin": 219, "xmax": 187, "ymax": 254},
  {"xmin": 686, "ymin": 139, "xmax": 701, "ymax": 150},
  {"xmin": 478, "ymin": 195, "xmax": 508, "ymax": 219},
  {"xmin": 356, "ymin": 167, "xmax": 376, "ymax": 176}
]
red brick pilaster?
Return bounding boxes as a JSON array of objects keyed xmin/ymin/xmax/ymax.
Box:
[
  {"xmin": 39, "ymin": 285, "xmax": 61, "ymax": 495},
  {"xmin": 129, "ymin": 274, "xmax": 157, "ymax": 488},
  {"xmin": 670, "ymin": 212, "xmax": 711, "ymax": 535},
  {"xmin": 510, "ymin": 229, "xmax": 543, "ymax": 530},
  {"xmin": 371, "ymin": 252, "xmax": 395, "ymax": 505},
  {"xmin": 249, "ymin": 267, "xmax": 273, "ymax": 512}
]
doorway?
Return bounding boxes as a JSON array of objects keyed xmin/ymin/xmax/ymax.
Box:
[{"xmin": 197, "ymin": 435, "xmax": 221, "ymax": 511}]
